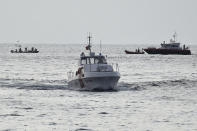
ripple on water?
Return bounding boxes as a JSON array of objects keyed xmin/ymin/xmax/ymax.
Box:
[
  {"xmin": 98, "ymin": 112, "xmax": 109, "ymax": 115},
  {"xmin": 0, "ymin": 113, "xmax": 23, "ymax": 117},
  {"xmin": 0, "ymin": 129, "xmax": 13, "ymax": 131},
  {"xmin": 48, "ymin": 122, "xmax": 57, "ymax": 125},
  {"xmin": 22, "ymin": 107, "xmax": 33, "ymax": 110},
  {"xmin": 37, "ymin": 114, "xmax": 47, "ymax": 117},
  {"xmin": 75, "ymin": 128, "xmax": 93, "ymax": 131}
]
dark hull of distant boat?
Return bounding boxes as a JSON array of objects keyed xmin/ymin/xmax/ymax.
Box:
[
  {"xmin": 125, "ymin": 50, "xmax": 144, "ymax": 54},
  {"xmin": 10, "ymin": 50, "xmax": 39, "ymax": 53},
  {"xmin": 143, "ymin": 48, "xmax": 191, "ymax": 55}
]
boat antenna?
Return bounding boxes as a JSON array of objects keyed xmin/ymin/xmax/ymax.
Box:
[{"xmin": 100, "ymin": 40, "xmax": 102, "ymax": 54}]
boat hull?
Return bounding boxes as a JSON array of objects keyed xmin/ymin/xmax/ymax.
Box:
[
  {"xmin": 10, "ymin": 51, "xmax": 39, "ymax": 53},
  {"xmin": 68, "ymin": 76, "xmax": 120, "ymax": 91},
  {"xmin": 143, "ymin": 48, "xmax": 191, "ymax": 55},
  {"xmin": 125, "ymin": 50, "xmax": 144, "ymax": 54}
]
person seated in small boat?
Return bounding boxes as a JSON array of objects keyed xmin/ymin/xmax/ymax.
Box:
[
  {"xmin": 15, "ymin": 49, "xmax": 18, "ymax": 52},
  {"xmin": 25, "ymin": 48, "xmax": 28, "ymax": 53},
  {"xmin": 35, "ymin": 48, "xmax": 37, "ymax": 52},
  {"xmin": 19, "ymin": 48, "xmax": 22, "ymax": 53}
]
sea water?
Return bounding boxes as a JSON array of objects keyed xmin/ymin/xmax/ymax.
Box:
[{"xmin": 0, "ymin": 44, "xmax": 197, "ymax": 131}]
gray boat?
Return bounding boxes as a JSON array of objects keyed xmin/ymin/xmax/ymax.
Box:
[{"xmin": 143, "ymin": 32, "xmax": 191, "ymax": 55}]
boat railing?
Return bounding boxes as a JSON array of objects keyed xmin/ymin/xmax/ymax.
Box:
[
  {"xmin": 147, "ymin": 47, "xmax": 156, "ymax": 49},
  {"xmin": 110, "ymin": 63, "xmax": 119, "ymax": 72},
  {"xmin": 98, "ymin": 63, "xmax": 119, "ymax": 72}
]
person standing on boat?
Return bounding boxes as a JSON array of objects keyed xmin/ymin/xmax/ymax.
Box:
[
  {"xmin": 31, "ymin": 47, "xmax": 34, "ymax": 52},
  {"xmin": 19, "ymin": 48, "xmax": 22, "ymax": 53}
]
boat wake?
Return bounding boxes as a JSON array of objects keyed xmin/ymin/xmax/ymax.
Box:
[
  {"xmin": 0, "ymin": 78, "xmax": 196, "ymax": 91},
  {"xmin": 0, "ymin": 78, "xmax": 68, "ymax": 90},
  {"xmin": 117, "ymin": 79, "xmax": 197, "ymax": 91}
]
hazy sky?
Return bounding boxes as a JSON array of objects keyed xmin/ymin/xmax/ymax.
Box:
[{"xmin": 0, "ymin": 0, "xmax": 197, "ymax": 44}]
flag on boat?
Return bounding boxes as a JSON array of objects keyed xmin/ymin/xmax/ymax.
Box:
[{"xmin": 86, "ymin": 45, "xmax": 91, "ymax": 50}]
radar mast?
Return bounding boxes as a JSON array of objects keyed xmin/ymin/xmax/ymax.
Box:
[
  {"xmin": 173, "ymin": 32, "xmax": 177, "ymax": 42},
  {"xmin": 86, "ymin": 32, "xmax": 92, "ymax": 54}
]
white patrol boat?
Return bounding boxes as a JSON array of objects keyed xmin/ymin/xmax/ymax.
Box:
[{"xmin": 67, "ymin": 35, "xmax": 120, "ymax": 91}]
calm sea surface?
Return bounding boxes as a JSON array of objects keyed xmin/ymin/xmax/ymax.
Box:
[{"xmin": 0, "ymin": 44, "xmax": 197, "ymax": 131}]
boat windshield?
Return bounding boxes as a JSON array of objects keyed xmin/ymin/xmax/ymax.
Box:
[
  {"xmin": 161, "ymin": 43, "xmax": 180, "ymax": 48},
  {"xmin": 94, "ymin": 56, "xmax": 107, "ymax": 64},
  {"xmin": 80, "ymin": 56, "xmax": 107, "ymax": 65}
]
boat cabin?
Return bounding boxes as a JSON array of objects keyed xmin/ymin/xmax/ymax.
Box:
[
  {"xmin": 79, "ymin": 52, "xmax": 114, "ymax": 72},
  {"xmin": 160, "ymin": 42, "xmax": 181, "ymax": 49},
  {"xmin": 160, "ymin": 33, "xmax": 182, "ymax": 49},
  {"xmin": 80, "ymin": 52, "xmax": 107, "ymax": 65}
]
